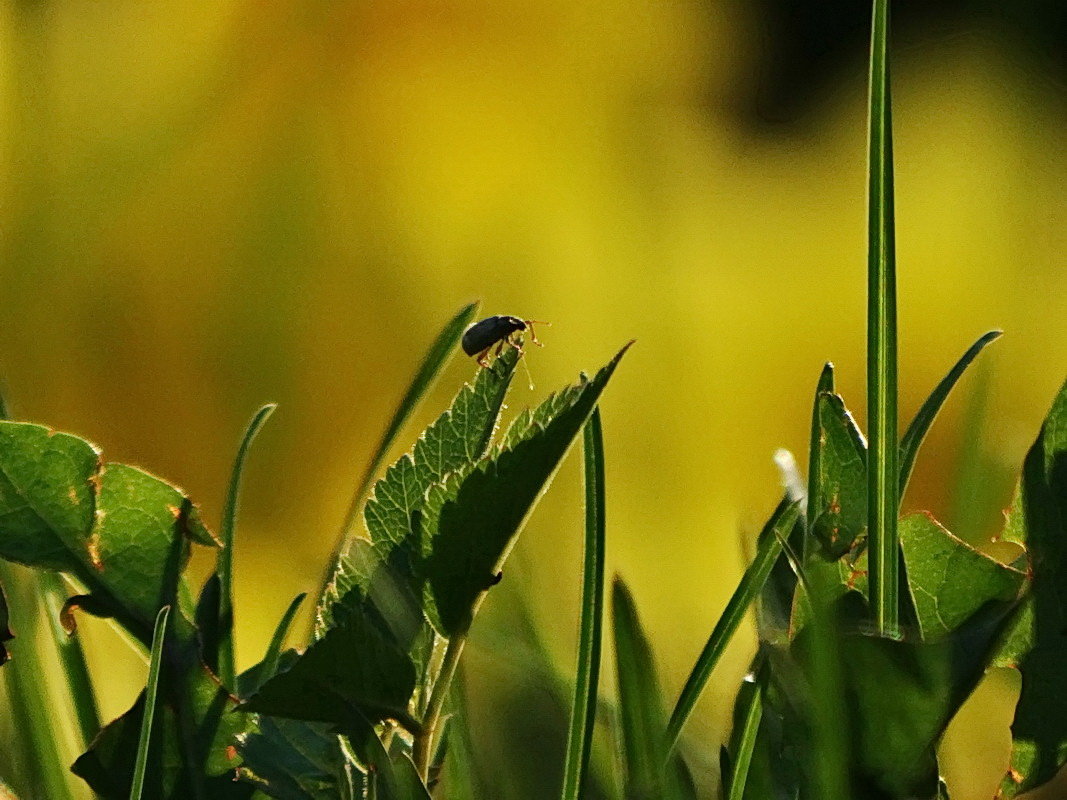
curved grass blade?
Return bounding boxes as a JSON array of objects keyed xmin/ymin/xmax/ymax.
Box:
[
  {"xmin": 866, "ymin": 0, "xmax": 899, "ymax": 638},
  {"xmin": 723, "ymin": 670, "xmax": 764, "ymax": 800},
  {"xmin": 898, "ymin": 330, "xmax": 1002, "ymax": 498},
  {"xmin": 130, "ymin": 605, "xmax": 171, "ymax": 800},
  {"xmin": 247, "ymin": 592, "xmax": 306, "ymax": 696},
  {"xmin": 0, "ymin": 563, "xmax": 78, "ymax": 800},
  {"xmin": 560, "ymin": 408, "xmax": 607, "ymax": 800},
  {"xmin": 665, "ymin": 499, "xmax": 801, "ymax": 753},
  {"xmin": 218, "ymin": 402, "xmax": 277, "ymax": 690},
  {"xmin": 340, "ymin": 301, "xmax": 480, "ymax": 545},
  {"xmin": 41, "ymin": 571, "xmax": 101, "ymax": 746}
]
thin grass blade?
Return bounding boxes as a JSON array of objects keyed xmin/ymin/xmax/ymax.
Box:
[
  {"xmin": 866, "ymin": 0, "xmax": 899, "ymax": 638},
  {"xmin": 339, "ymin": 300, "xmax": 480, "ymax": 543},
  {"xmin": 898, "ymin": 330, "xmax": 1002, "ymax": 498},
  {"xmin": 665, "ymin": 500, "xmax": 801, "ymax": 752},
  {"xmin": 256, "ymin": 592, "xmax": 306, "ymax": 692},
  {"xmin": 723, "ymin": 671, "xmax": 764, "ymax": 800},
  {"xmin": 0, "ymin": 563, "xmax": 78, "ymax": 800},
  {"xmin": 130, "ymin": 605, "xmax": 171, "ymax": 800},
  {"xmin": 560, "ymin": 408, "xmax": 607, "ymax": 800},
  {"xmin": 217, "ymin": 402, "xmax": 277, "ymax": 689}
]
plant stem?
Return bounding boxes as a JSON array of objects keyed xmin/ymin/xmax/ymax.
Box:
[
  {"xmin": 413, "ymin": 634, "xmax": 467, "ymax": 781},
  {"xmin": 560, "ymin": 409, "xmax": 608, "ymax": 800},
  {"xmin": 866, "ymin": 0, "xmax": 900, "ymax": 638}
]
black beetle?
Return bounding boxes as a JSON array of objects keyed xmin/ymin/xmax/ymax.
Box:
[{"xmin": 461, "ymin": 315, "xmax": 547, "ymax": 366}]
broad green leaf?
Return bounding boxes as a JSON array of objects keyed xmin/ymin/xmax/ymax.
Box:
[
  {"xmin": 611, "ymin": 578, "xmax": 692, "ymax": 800},
  {"xmin": 237, "ymin": 715, "xmax": 361, "ymax": 800},
  {"xmin": 425, "ymin": 344, "xmax": 631, "ymax": 636},
  {"xmin": 218, "ymin": 403, "xmax": 277, "ymax": 691},
  {"xmin": 898, "ymin": 331, "xmax": 1001, "ymax": 498},
  {"xmin": 239, "ymin": 600, "xmax": 418, "ymax": 736},
  {"xmin": 866, "ymin": 0, "xmax": 900, "ymax": 637},
  {"xmin": 0, "ymin": 579, "xmax": 10, "ymax": 666},
  {"xmin": 72, "ymin": 663, "xmax": 253, "ymax": 799},
  {"xmin": 130, "ymin": 606, "xmax": 170, "ymax": 800},
  {"xmin": 0, "ymin": 422, "xmax": 214, "ymax": 645},
  {"xmin": 667, "ymin": 499, "xmax": 801, "ymax": 750},
  {"xmin": 809, "ymin": 392, "xmax": 868, "ymax": 558},
  {"xmin": 899, "ymin": 513, "xmax": 1024, "ymax": 641},
  {"xmin": 560, "ymin": 409, "xmax": 607, "ymax": 800},
  {"xmin": 992, "ymin": 378, "xmax": 1067, "ymax": 798},
  {"xmin": 318, "ymin": 346, "xmax": 520, "ymax": 637}
]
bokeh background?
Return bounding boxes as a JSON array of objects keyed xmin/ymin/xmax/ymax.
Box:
[{"xmin": 0, "ymin": 1, "xmax": 1065, "ymax": 798}]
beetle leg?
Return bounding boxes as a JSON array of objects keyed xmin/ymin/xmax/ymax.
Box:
[
  {"xmin": 525, "ymin": 321, "xmax": 547, "ymax": 347},
  {"xmin": 476, "ymin": 347, "xmax": 492, "ymax": 367}
]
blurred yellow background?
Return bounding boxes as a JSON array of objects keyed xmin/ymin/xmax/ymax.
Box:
[{"xmin": 0, "ymin": 1, "xmax": 1064, "ymax": 798}]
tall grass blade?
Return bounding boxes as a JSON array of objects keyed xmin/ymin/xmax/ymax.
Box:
[
  {"xmin": 40, "ymin": 571, "xmax": 101, "ymax": 747},
  {"xmin": 340, "ymin": 301, "xmax": 480, "ymax": 544},
  {"xmin": 560, "ymin": 408, "xmax": 607, "ymax": 800},
  {"xmin": 665, "ymin": 500, "xmax": 801, "ymax": 752},
  {"xmin": 866, "ymin": 0, "xmax": 900, "ymax": 637},
  {"xmin": 129, "ymin": 605, "xmax": 171, "ymax": 800},
  {"xmin": 723, "ymin": 671, "xmax": 763, "ymax": 800},
  {"xmin": 0, "ymin": 563, "xmax": 78, "ymax": 800},
  {"xmin": 899, "ymin": 330, "xmax": 1002, "ymax": 499},
  {"xmin": 218, "ymin": 402, "xmax": 277, "ymax": 690}
]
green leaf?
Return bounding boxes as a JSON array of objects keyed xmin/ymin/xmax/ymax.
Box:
[
  {"xmin": 72, "ymin": 662, "xmax": 253, "ymax": 799},
  {"xmin": 239, "ymin": 600, "xmax": 418, "ymax": 736},
  {"xmin": 236, "ymin": 714, "xmax": 361, "ymax": 800},
  {"xmin": 866, "ymin": 0, "xmax": 900, "ymax": 638},
  {"xmin": 425, "ymin": 343, "xmax": 631, "ymax": 636},
  {"xmin": 560, "ymin": 408, "xmax": 607, "ymax": 800},
  {"xmin": 130, "ymin": 605, "xmax": 171, "ymax": 800},
  {"xmin": 809, "ymin": 392, "xmax": 868, "ymax": 558},
  {"xmin": 218, "ymin": 403, "xmax": 277, "ymax": 691},
  {"xmin": 318, "ymin": 345, "xmax": 521, "ymax": 638},
  {"xmin": 898, "ymin": 331, "xmax": 1002, "ymax": 498},
  {"xmin": 0, "ymin": 422, "xmax": 214, "ymax": 645},
  {"xmin": 666, "ymin": 499, "xmax": 801, "ymax": 751},
  {"xmin": 899, "ymin": 513, "xmax": 1024, "ymax": 641},
  {"xmin": 806, "ymin": 362, "xmax": 836, "ymax": 527},
  {"xmin": 611, "ymin": 578, "xmax": 696, "ymax": 800},
  {"xmin": 992, "ymin": 378, "xmax": 1067, "ymax": 798}
]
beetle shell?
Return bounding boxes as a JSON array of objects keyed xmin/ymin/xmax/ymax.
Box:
[{"xmin": 461, "ymin": 315, "xmax": 527, "ymax": 356}]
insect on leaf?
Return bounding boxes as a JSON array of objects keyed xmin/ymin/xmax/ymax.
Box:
[{"xmin": 424, "ymin": 343, "xmax": 631, "ymax": 637}]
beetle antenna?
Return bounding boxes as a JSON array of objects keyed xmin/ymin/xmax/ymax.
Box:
[
  {"xmin": 524, "ymin": 320, "xmax": 550, "ymax": 347},
  {"xmin": 519, "ymin": 347, "xmax": 535, "ymax": 390}
]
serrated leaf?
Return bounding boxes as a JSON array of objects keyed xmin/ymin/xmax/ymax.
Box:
[
  {"xmin": 317, "ymin": 347, "xmax": 520, "ymax": 638},
  {"xmin": 424, "ymin": 344, "xmax": 630, "ymax": 636},
  {"xmin": 809, "ymin": 392, "xmax": 868, "ymax": 558},
  {"xmin": 991, "ymin": 378, "xmax": 1067, "ymax": 798},
  {"xmin": 72, "ymin": 663, "xmax": 252, "ymax": 799},
  {"xmin": 236, "ymin": 715, "xmax": 361, "ymax": 800},
  {"xmin": 239, "ymin": 600, "xmax": 418, "ymax": 736},
  {"xmin": 0, "ymin": 422, "xmax": 212, "ymax": 645}
]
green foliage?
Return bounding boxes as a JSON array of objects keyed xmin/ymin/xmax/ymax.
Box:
[
  {"xmin": 992, "ymin": 379, "xmax": 1067, "ymax": 797},
  {"xmin": 129, "ymin": 605, "xmax": 171, "ymax": 800},
  {"xmin": 0, "ymin": 580, "xmax": 10, "ymax": 667}
]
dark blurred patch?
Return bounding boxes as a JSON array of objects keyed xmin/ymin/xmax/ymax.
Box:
[{"xmin": 733, "ymin": 0, "xmax": 1066, "ymax": 127}]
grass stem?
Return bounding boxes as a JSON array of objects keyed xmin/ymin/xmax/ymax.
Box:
[{"xmin": 866, "ymin": 0, "xmax": 900, "ymax": 638}]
